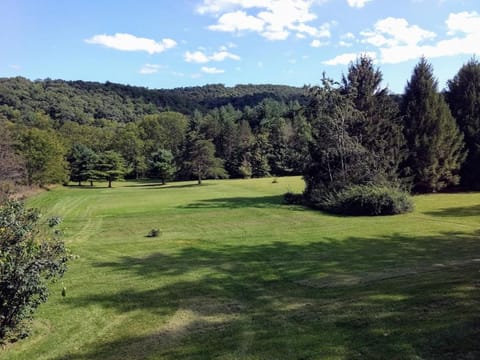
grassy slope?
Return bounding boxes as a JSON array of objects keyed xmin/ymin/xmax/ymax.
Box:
[{"xmin": 3, "ymin": 177, "xmax": 480, "ymax": 360}]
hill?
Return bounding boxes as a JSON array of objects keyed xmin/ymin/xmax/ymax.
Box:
[{"xmin": 0, "ymin": 77, "xmax": 306, "ymax": 124}]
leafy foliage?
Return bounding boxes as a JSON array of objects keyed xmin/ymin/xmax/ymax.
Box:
[
  {"xmin": 0, "ymin": 200, "xmax": 68, "ymax": 343},
  {"xmin": 147, "ymin": 149, "xmax": 176, "ymax": 184},
  {"xmin": 15, "ymin": 127, "xmax": 69, "ymax": 186},
  {"xmin": 93, "ymin": 151, "xmax": 126, "ymax": 188},
  {"xmin": 184, "ymin": 136, "xmax": 228, "ymax": 185},
  {"xmin": 67, "ymin": 143, "xmax": 98, "ymax": 186}
]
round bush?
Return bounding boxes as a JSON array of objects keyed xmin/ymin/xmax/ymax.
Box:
[{"xmin": 323, "ymin": 185, "xmax": 414, "ymax": 216}]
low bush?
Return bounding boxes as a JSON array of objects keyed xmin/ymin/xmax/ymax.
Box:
[
  {"xmin": 319, "ymin": 184, "xmax": 414, "ymax": 216},
  {"xmin": 147, "ymin": 228, "xmax": 161, "ymax": 237}
]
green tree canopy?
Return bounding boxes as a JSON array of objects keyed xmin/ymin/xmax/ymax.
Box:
[
  {"xmin": 401, "ymin": 58, "xmax": 466, "ymax": 192},
  {"xmin": 67, "ymin": 143, "xmax": 98, "ymax": 186},
  {"xmin": 342, "ymin": 55, "xmax": 405, "ymax": 181},
  {"xmin": 184, "ymin": 135, "xmax": 227, "ymax": 185},
  {"xmin": 93, "ymin": 151, "xmax": 126, "ymax": 188},
  {"xmin": 304, "ymin": 76, "xmax": 375, "ymax": 201},
  {"xmin": 147, "ymin": 149, "xmax": 176, "ymax": 184},
  {"xmin": 15, "ymin": 127, "xmax": 68, "ymax": 186},
  {"xmin": 446, "ymin": 57, "xmax": 480, "ymax": 189}
]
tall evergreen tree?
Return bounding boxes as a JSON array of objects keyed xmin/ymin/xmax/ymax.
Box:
[
  {"xmin": 401, "ymin": 58, "xmax": 466, "ymax": 192},
  {"xmin": 304, "ymin": 76, "xmax": 375, "ymax": 200},
  {"xmin": 446, "ymin": 57, "xmax": 480, "ymax": 188},
  {"xmin": 342, "ymin": 55, "xmax": 405, "ymax": 180}
]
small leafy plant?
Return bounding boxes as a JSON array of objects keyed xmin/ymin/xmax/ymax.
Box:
[{"xmin": 147, "ymin": 228, "xmax": 161, "ymax": 238}]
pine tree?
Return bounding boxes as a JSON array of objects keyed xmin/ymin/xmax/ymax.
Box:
[
  {"xmin": 446, "ymin": 57, "xmax": 480, "ymax": 188},
  {"xmin": 304, "ymin": 76, "xmax": 375, "ymax": 200},
  {"xmin": 401, "ymin": 58, "xmax": 466, "ymax": 192},
  {"xmin": 342, "ymin": 55, "xmax": 405, "ymax": 181}
]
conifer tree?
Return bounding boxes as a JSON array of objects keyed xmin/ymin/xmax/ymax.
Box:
[
  {"xmin": 401, "ymin": 58, "xmax": 466, "ymax": 192},
  {"xmin": 446, "ymin": 57, "xmax": 480, "ymax": 188},
  {"xmin": 342, "ymin": 55, "xmax": 405, "ymax": 180},
  {"xmin": 304, "ymin": 76, "xmax": 374, "ymax": 200}
]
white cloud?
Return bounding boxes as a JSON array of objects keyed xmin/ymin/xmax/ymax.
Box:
[
  {"xmin": 184, "ymin": 50, "xmax": 210, "ymax": 63},
  {"xmin": 85, "ymin": 33, "xmax": 177, "ymax": 54},
  {"xmin": 184, "ymin": 49, "xmax": 241, "ymax": 63},
  {"xmin": 361, "ymin": 17, "xmax": 436, "ymax": 47},
  {"xmin": 310, "ymin": 39, "xmax": 326, "ymax": 48},
  {"xmin": 208, "ymin": 10, "xmax": 265, "ymax": 32},
  {"xmin": 201, "ymin": 66, "xmax": 225, "ymax": 74},
  {"xmin": 446, "ymin": 11, "xmax": 480, "ymax": 35},
  {"xmin": 357, "ymin": 12, "xmax": 480, "ymax": 64},
  {"xmin": 210, "ymin": 50, "xmax": 241, "ymax": 61},
  {"xmin": 323, "ymin": 51, "xmax": 377, "ymax": 65},
  {"xmin": 199, "ymin": 0, "xmax": 330, "ymax": 41},
  {"xmin": 347, "ymin": 0, "xmax": 373, "ymax": 7},
  {"xmin": 139, "ymin": 64, "xmax": 164, "ymax": 74}
]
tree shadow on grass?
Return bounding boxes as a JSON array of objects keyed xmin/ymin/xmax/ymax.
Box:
[
  {"xmin": 424, "ymin": 204, "xmax": 480, "ymax": 217},
  {"xmin": 181, "ymin": 195, "xmax": 287, "ymax": 209},
  {"xmin": 55, "ymin": 231, "xmax": 480, "ymax": 360},
  {"xmin": 124, "ymin": 183, "xmax": 214, "ymax": 190}
]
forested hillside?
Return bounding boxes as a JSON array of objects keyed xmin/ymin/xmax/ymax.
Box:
[{"xmin": 0, "ymin": 77, "xmax": 305, "ymax": 123}]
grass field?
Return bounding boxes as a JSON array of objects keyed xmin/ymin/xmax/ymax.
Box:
[{"xmin": 2, "ymin": 176, "xmax": 480, "ymax": 359}]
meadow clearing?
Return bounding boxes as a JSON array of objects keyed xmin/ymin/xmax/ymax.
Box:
[{"xmin": 3, "ymin": 176, "xmax": 480, "ymax": 359}]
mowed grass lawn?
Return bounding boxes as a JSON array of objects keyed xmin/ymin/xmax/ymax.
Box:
[{"xmin": 3, "ymin": 176, "xmax": 480, "ymax": 360}]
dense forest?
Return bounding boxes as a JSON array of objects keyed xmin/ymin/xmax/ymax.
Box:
[
  {"xmin": 1, "ymin": 56, "xmax": 480, "ymax": 203},
  {"xmin": 0, "ymin": 78, "xmax": 306, "ymax": 122}
]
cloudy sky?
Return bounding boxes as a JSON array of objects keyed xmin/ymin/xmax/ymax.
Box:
[{"xmin": 1, "ymin": 0, "xmax": 479, "ymax": 93}]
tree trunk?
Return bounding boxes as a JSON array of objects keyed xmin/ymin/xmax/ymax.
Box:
[
  {"xmin": 198, "ymin": 175, "xmax": 202, "ymax": 185},
  {"xmin": 108, "ymin": 180, "xmax": 112, "ymax": 188}
]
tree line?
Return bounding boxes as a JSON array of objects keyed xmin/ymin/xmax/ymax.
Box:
[{"xmin": 0, "ymin": 56, "xmax": 479, "ymax": 195}]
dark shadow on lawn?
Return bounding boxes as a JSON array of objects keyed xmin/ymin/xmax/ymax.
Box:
[
  {"xmin": 181, "ymin": 195, "xmax": 286, "ymax": 209},
  {"xmin": 57, "ymin": 230, "xmax": 480, "ymax": 360},
  {"xmin": 424, "ymin": 204, "xmax": 480, "ymax": 217},
  {"xmin": 64, "ymin": 185, "xmax": 110, "ymax": 189},
  {"xmin": 125, "ymin": 183, "xmax": 214, "ymax": 190}
]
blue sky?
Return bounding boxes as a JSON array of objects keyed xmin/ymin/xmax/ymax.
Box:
[{"xmin": 1, "ymin": 0, "xmax": 479, "ymax": 93}]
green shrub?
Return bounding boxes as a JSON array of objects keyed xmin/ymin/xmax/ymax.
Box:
[
  {"xmin": 0, "ymin": 200, "xmax": 68, "ymax": 343},
  {"xmin": 320, "ymin": 185, "xmax": 414, "ymax": 216}
]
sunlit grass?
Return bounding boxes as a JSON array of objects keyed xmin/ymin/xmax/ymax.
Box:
[{"xmin": 3, "ymin": 176, "xmax": 480, "ymax": 359}]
